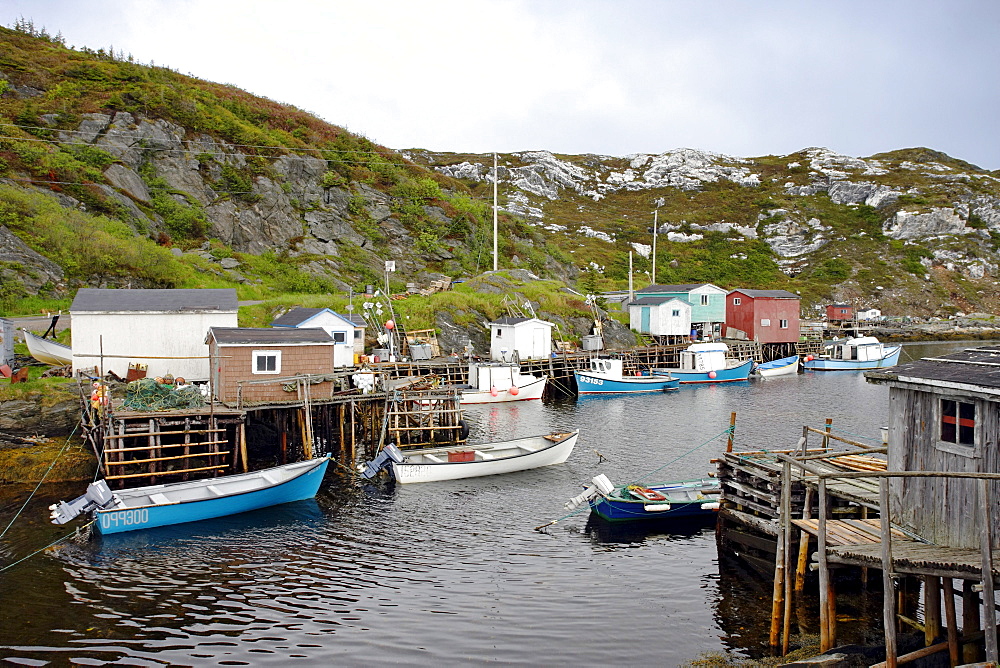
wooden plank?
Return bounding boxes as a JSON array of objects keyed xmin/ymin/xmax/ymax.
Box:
[
  {"xmin": 105, "ymin": 451, "xmax": 231, "ymax": 466},
  {"xmin": 105, "ymin": 464, "xmax": 230, "ymax": 480}
]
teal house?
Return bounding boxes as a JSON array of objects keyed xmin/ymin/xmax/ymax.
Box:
[{"xmin": 634, "ymin": 283, "xmax": 728, "ymax": 339}]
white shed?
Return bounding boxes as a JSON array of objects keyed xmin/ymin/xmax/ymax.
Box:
[
  {"xmin": 628, "ymin": 297, "xmax": 692, "ymax": 336},
  {"xmin": 70, "ymin": 288, "xmax": 238, "ymax": 381},
  {"xmin": 488, "ymin": 316, "xmax": 553, "ymax": 361},
  {"xmin": 857, "ymin": 308, "xmax": 882, "ymax": 321},
  {"xmin": 270, "ymin": 307, "xmax": 363, "ymax": 367}
]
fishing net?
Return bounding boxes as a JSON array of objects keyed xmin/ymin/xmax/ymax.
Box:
[{"xmin": 121, "ymin": 377, "xmax": 206, "ymax": 411}]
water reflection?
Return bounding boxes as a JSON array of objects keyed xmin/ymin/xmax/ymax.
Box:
[{"xmin": 0, "ymin": 340, "xmax": 989, "ymax": 664}]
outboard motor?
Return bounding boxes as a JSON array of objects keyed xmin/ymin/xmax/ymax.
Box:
[
  {"xmin": 565, "ymin": 473, "xmax": 615, "ymax": 510},
  {"xmin": 359, "ymin": 443, "xmax": 405, "ymax": 479},
  {"xmin": 49, "ymin": 480, "xmax": 117, "ymax": 525}
]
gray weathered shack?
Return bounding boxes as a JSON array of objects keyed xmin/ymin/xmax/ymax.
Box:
[{"xmin": 867, "ymin": 345, "xmax": 1000, "ymax": 549}]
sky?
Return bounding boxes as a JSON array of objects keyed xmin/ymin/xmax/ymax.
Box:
[{"xmin": 4, "ymin": 1, "xmax": 1000, "ymax": 169}]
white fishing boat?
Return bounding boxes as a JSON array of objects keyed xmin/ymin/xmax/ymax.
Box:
[
  {"xmin": 457, "ymin": 362, "xmax": 547, "ymax": 404},
  {"xmin": 360, "ymin": 430, "xmax": 579, "ymax": 484},
  {"xmin": 50, "ymin": 457, "xmax": 331, "ymax": 535},
  {"xmin": 803, "ymin": 336, "xmax": 901, "ymax": 371},
  {"xmin": 22, "ymin": 329, "xmax": 72, "ymax": 366}
]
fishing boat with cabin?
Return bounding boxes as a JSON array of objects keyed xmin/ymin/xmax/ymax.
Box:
[
  {"xmin": 802, "ymin": 336, "xmax": 901, "ymax": 370},
  {"xmin": 575, "ymin": 357, "xmax": 679, "ymax": 394},
  {"xmin": 652, "ymin": 342, "xmax": 753, "ymax": 383},
  {"xmin": 456, "ymin": 362, "xmax": 547, "ymax": 404}
]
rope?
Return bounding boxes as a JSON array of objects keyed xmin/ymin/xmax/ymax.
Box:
[
  {"xmin": 533, "ymin": 502, "xmax": 590, "ymax": 532},
  {"xmin": 826, "ymin": 425, "xmax": 882, "ymax": 444},
  {"xmin": 0, "ymin": 521, "xmax": 94, "ymax": 573},
  {"xmin": 0, "ymin": 422, "xmax": 80, "ymax": 541},
  {"xmin": 629, "ymin": 425, "xmax": 735, "ymax": 486}
]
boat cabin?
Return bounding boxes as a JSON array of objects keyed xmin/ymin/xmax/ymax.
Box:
[
  {"xmin": 466, "ymin": 362, "xmax": 535, "ymax": 391},
  {"xmin": 678, "ymin": 343, "xmax": 729, "ymax": 372},
  {"xmin": 586, "ymin": 357, "xmax": 625, "ymax": 379},
  {"xmin": 866, "ymin": 345, "xmax": 1000, "ymax": 548},
  {"xmin": 825, "ymin": 336, "xmax": 886, "ymax": 362}
]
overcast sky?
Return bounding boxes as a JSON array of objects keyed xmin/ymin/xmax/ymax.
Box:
[{"xmin": 4, "ymin": 1, "xmax": 999, "ymax": 169}]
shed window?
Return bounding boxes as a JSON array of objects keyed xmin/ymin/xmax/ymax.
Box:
[
  {"xmin": 700, "ymin": 295, "xmax": 710, "ymax": 306},
  {"xmin": 760, "ymin": 318, "xmax": 771, "ymax": 327},
  {"xmin": 672, "ymin": 309, "xmax": 680, "ymax": 317},
  {"xmin": 733, "ymin": 298, "xmax": 741, "ymax": 305},
  {"xmin": 333, "ymin": 332, "xmax": 346, "ymax": 343},
  {"xmin": 779, "ymin": 319, "xmax": 788, "ymax": 329},
  {"xmin": 940, "ymin": 399, "xmax": 975, "ymax": 445},
  {"xmin": 253, "ymin": 350, "xmax": 281, "ymax": 375},
  {"xmin": 496, "ymin": 328, "xmax": 502, "ymax": 337},
  {"xmin": 354, "ymin": 330, "xmax": 363, "ymax": 340}
]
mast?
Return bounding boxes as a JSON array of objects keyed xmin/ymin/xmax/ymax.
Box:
[{"xmin": 493, "ymin": 152, "xmax": 498, "ymax": 272}]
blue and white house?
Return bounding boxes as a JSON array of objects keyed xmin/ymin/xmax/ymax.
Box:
[
  {"xmin": 627, "ymin": 296, "xmax": 692, "ymax": 337},
  {"xmin": 634, "ymin": 284, "xmax": 727, "ymax": 339},
  {"xmin": 271, "ymin": 307, "xmax": 362, "ymax": 367}
]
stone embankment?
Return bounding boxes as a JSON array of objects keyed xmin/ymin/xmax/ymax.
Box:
[{"xmin": 866, "ymin": 314, "xmax": 1000, "ymax": 343}]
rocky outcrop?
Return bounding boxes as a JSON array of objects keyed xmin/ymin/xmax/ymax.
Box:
[
  {"xmin": 0, "ymin": 224, "xmax": 65, "ymax": 293},
  {"xmin": 883, "ymin": 208, "xmax": 968, "ymax": 240}
]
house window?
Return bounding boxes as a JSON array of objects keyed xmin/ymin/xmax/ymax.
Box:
[
  {"xmin": 253, "ymin": 350, "xmax": 281, "ymax": 375},
  {"xmin": 779, "ymin": 319, "xmax": 788, "ymax": 328},
  {"xmin": 733, "ymin": 298, "xmax": 741, "ymax": 306},
  {"xmin": 496, "ymin": 328, "xmax": 503, "ymax": 337},
  {"xmin": 700, "ymin": 295, "xmax": 709, "ymax": 306},
  {"xmin": 760, "ymin": 318, "xmax": 771, "ymax": 327},
  {"xmin": 672, "ymin": 309, "xmax": 680, "ymax": 317},
  {"xmin": 333, "ymin": 332, "xmax": 346, "ymax": 343},
  {"xmin": 940, "ymin": 399, "xmax": 975, "ymax": 446}
]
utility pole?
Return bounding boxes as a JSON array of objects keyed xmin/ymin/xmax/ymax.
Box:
[
  {"xmin": 651, "ymin": 209, "xmax": 658, "ymax": 284},
  {"xmin": 493, "ymin": 152, "xmax": 499, "ymax": 272},
  {"xmin": 628, "ymin": 250, "xmax": 634, "ymax": 303}
]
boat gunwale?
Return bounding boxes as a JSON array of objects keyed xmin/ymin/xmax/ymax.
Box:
[
  {"xmin": 99, "ymin": 457, "xmax": 330, "ymax": 511},
  {"xmin": 396, "ymin": 431, "xmax": 578, "ymax": 465}
]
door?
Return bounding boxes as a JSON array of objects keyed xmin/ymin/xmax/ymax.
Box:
[{"xmin": 641, "ymin": 307, "xmax": 651, "ymax": 333}]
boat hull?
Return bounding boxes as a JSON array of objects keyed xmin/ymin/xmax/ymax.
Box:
[
  {"xmin": 22, "ymin": 330, "xmax": 73, "ymax": 366},
  {"xmin": 654, "ymin": 358, "xmax": 754, "ymax": 384},
  {"xmin": 575, "ymin": 371, "xmax": 679, "ymax": 394},
  {"xmin": 391, "ymin": 431, "xmax": 578, "ymax": 483},
  {"xmin": 803, "ymin": 346, "xmax": 901, "ymax": 370},
  {"xmin": 460, "ymin": 376, "xmax": 547, "ymax": 404},
  {"xmin": 589, "ymin": 479, "xmax": 721, "ymax": 522},
  {"xmin": 756, "ymin": 355, "xmax": 800, "ymax": 377},
  {"xmin": 94, "ymin": 458, "xmax": 330, "ymax": 534}
]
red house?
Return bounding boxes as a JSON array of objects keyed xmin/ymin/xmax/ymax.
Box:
[
  {"xmin": 726, "ymin": 290, "xmax": 801, "ymax": 343},
  {"xmin": 826, "ymin": 303, "xmax": 853, "ymax": 323}
]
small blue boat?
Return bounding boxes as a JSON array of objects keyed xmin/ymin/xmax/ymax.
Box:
[
  {"xmin": 754, "ymin": 354, "xmax": 800, "ymax": 377},
  {"xmin": 652, "ymin": 343, "xmax": 753, "ymax": 384},
  {"xmin": 803, "ymin": 336, "xmax": 901, "ymax": 371},
  {"xmin": 567, "ymin": 474, "xmax": 721, "ymax": 523},
  {"xmin": 51, "ymin": 457, "xmax": 330, "ymax": 535},
  {"xmin": 575, "ymin": 357, "xmax": 679, "ymax": 394}
]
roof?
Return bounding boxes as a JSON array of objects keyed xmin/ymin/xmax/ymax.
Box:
[
  {"xmin": 629, "ymin": 296, "xmax": 688, "ymax": 307},
  {"xmin": 730, "ymin": 289, "xmax": 800, "ymax": 300},
  {"xmin": 636, "ymin": 283, "xmax": 722, "ymax": 294},
  {"xmin": 270, "ymin": 307, "xmax": 358, "ymax": 329},
  {"xmin": 867, "ymin": 345, "xmax": 1000, "ymax": 393},
  {"xmin": 71, "ymin": 288, "xmax": 238, "ymax": 313},
  {"xmin": 207, "ymin": 327, "xmax": 333, "ymax": 345},
  {"xmin": 489, "ymin": 316, "xmax": 552, "ymax": 327},
  {"xmin": 343, "ymin": 313, "xmax": 366, "ymax": 327}
]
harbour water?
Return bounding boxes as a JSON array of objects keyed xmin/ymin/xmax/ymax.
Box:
[{"xmin": 0, "ymin": 341, "xmax": 981, "ymax": 665}]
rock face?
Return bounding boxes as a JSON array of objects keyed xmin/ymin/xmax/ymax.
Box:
[
  {"xmin": 0, "ymin": 224, "xmax": 65, "ymax": 293},
  {"xmin": 0, "ymin": 394, "xmax": 80, "ymax": 436}
]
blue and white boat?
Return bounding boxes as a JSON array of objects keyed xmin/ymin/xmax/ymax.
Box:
[
  {"xmin": 653, "ymin": 342, "xmax": 753, "ymax": 384},
  {"xmin": 566, "ymin": 474, "xmax": 721, "ymax": 523},
  {"xmin": 50, "ymin": 457, "xmax": 330, "ymax": 535},
  {"xmin": 754, "ymin": 354, "xmax": 800, "ymax": 377},
  {"xmin": 575, "ymin": 357, "xmax": 679, "ymax": 394},
  {"xmin": 803, "ymin": 336, "xmax": 901, "ymax": 371}
]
